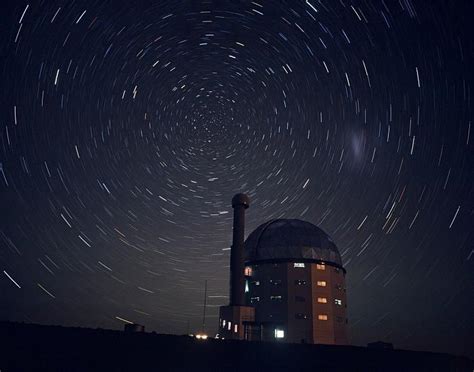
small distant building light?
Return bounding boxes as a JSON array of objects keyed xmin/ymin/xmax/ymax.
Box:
[
  {"xmin": 294, "ymin": 263, "xmax": 305, "ymax": 268},
  {"xmin": 274, "ymin": 329, "xmax": 285, "ymax": 338},
  {"xmin": 250, "ymin": 296, "xmax": 260, "ymax": 303}
]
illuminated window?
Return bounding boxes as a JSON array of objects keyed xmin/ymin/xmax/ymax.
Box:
[
  {"xmin": 234, "ymin": 324, "xmax": 238, "ymax": 333},
  {"xmin": 270, "ymin": 279, "xmax": 282, "ymax": 286},
  {"xmin": 295, "ymin": 313, "xmax": 308, "ymax": 319},
  {"xmin": 317, "ymin": 297, "xmax": 327, "ymax": 303},
  {"xmin": 270, "ymin": 295, "xmax": 282, "ymax": 302},
  {"xmin": 317, "ymin": 281, "xmax": 327, "ymax": 287},
  {"xmin": 274, "ymin": 329, "xmax": 285, "ymax": 338},
  {"xmin": 335, "ymin": 299, "xmax": 342, "ymax": 306},
  {"xmin": 244, "ymin": 266, "xmax": 252, "ymax": 276},
  {"xmin": 294, "ymin": 279, "xmax": 307, "ymax": 286},
  {"xmin": 227, "ymin": 322, "xmax": 232, "ymax": 330},
  {"xmin": 318, "ymin": 315, "xmax": 328, "ymax": 321},
  {"xmin": 316, "ymin": 263, "xmax": 326, "ymax": 270},
  {"xmin": 294, "ymin": 263, "xmax": 305, "ymax": 268},
  {"xmin": 295, "ymin": 296, "xmax": 305, "ymax": 302},
  {"xmin": 250, "ymin": 296, "xmax": 260, "ymax": 303}
]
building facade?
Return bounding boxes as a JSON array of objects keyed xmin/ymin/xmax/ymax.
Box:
[{"xmin": 219, "ymin": 196, "xmax": 348, "ymax": 345}]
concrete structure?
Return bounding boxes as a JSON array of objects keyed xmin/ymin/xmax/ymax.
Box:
[{"xmin": 219, "ymin": 194, "xmax": 348, "ymax": 345}]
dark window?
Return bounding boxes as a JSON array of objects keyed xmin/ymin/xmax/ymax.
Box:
[
  {"xmin": 294, "ymin": 279, "xmax": 307, "ymax": 286},
  {"xmin": 295, "ymin": 296, "xmax": 306, "ymax": 302},
  {"xmin": 295, "ymin": 313, "xmax": 308, "ymax": 319},
  {"xmin": 270, "ymin": 279, "xmax": 282, "ymax": 286}
]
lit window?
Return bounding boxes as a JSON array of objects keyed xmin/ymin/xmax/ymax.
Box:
[
  {"xmin": 250, "ymin": 296, "xmax": 260, "ymax": 303},
  {"xmin": 295, "ymin": 296, "xmax": 305, "ymax": 302},
  {"xmin": 234, "ymin": 324, "xmax": 238, "ymax": 333},
  {"xmin": 316, "ymin": 263, "xmax": 326, "ymax": 270},
  {"xmin": 294, "ymin": 263, "xmax": 305, "ymax": 268},
  {"xmin": 274, "ymin": 329, "xmax": 285, "ymax": 338},
  {"xmin": 317, "ymin": 281, "xmax": 327, "ymax": 287},
  {"xmin": 317, "ymin": 297, "xmax": 327, "ymax": 303},
  {"xmin": 318, "ymin": 315, "xmax": 328, "ymax": 321},
  {"xmin": 294, "ymin": 279, "xmax": 307, "ymax": 286},
  {"xmin": 244, "ymin": 266, "xmax": 252, "ymax": 276},
  {"xmin": 227, "ymin": 322, "xmax": 232, "ymax": 330},
  {"xmin": 270, "ymin": 295, "xmax": 282, "ymax": 301},
  {"xmin": 335, "ymin": 299, "xmax": 342, "ymax": 306},
  {"xmin": 222, "ymin": 320, "xmax": 226, "ymax": 327},
  {"xmin": 245, "ymin": 281, "xmax": 249, "ymax": 293}
]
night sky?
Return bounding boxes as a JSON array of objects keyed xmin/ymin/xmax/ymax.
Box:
[{"xmin": 1, "ymin": 0, "xmax": 473, "ymax": 358}]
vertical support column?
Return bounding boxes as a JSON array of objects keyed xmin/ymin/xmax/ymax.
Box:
[{"xmin": 230, "ymin": 193, "xmax": 250, "ymax": 306}]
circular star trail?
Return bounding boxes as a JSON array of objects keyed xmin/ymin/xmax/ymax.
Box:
[{"xmin": 1, "ymin": 0, "xmax": 472, "ymax": 357}]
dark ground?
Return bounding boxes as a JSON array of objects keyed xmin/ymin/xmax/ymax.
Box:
[{"xmin": 0, "ymin": 321, "xmax": 472, "ymax": 372}]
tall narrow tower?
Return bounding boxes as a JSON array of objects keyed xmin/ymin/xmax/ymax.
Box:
[{"xmin": 218, "ymin": 194, "xmax": 255, "ymax": 339}]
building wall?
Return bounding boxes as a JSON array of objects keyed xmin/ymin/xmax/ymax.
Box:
[{"xmin": 246, "ymin": 260, "xmax": 347, "ymax": 345}]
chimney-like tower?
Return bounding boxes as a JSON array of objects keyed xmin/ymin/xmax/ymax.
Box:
[{"xmin": 230, "ymin": 193, "xmax": 250, "ymax": 306}]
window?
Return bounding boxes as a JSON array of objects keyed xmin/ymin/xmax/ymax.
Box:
[
  {"xmin": 227, "ymin": 321, "xmax": 232, "ymax": 330},
  {"xmin": 250, "ymin": 296, "xmax": 260, "ymax": 303},
  {"xmin": 270, "ymin": 279, "xmax": 282, "ymax": 286},
  {"xmin": 317, "ymin": 281, "xmax": 327, "ymax": 287},
  {"xmin": 318, "ymin": 315, "xmax": 328, "ymax": 321},
  {"xmin": 234, "ymin": 324, "xmax": 238, "ymax": 333},
  {"xmin": 294, "ymin": 279, "xmax": 307, "ymax": 286},
  {"xmin": 295, "ymin": 313, "xmax": 308, "ymax": 319},
  {"xmin": 270, "ymin": 295, "xmax": 282, "ymax": 302},
  {"xmin": 244, "ymin": 266, "xmax": 252, "ymax": 276},
  {"xmin": 294, "ymin": 263, "xmax": 305, "ymax": 268},
  {"xmin": 295, "ymin": 296, "xmax": 306, "ymax": 302},
  {"xmin": 317, "ymin": 297, "xmax": 327, "ymax": 303},
  {"xmin": 274, "ymin": 329, "xmax": 285, "ymax": 338},
  {"xmin": 316, "ymin": 263, "xmax": 326, "ymax": 270},
  {"xmin": 335, "ymin": 299, "xmax": 342, "ymax": 306}
]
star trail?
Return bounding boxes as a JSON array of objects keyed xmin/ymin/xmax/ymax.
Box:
[{"xmin": 1, "ymin": 0, "xmax": 472, "ymax": 357}]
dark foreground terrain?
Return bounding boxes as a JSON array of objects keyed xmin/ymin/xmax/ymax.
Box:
[{"xmin": 0, "ymin": 321, "xmax": 472, "ymax": 372}]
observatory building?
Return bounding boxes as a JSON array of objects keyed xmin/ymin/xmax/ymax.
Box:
[{"xmin": 219, "ymin": 194, "xmax": 348, "ymax": 345}]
